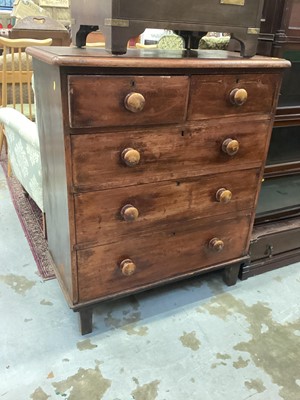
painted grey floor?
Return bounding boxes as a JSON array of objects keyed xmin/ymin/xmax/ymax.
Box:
[{"xmin": 0, "ymin": 165, "xmax": 300, "ymax": 400}]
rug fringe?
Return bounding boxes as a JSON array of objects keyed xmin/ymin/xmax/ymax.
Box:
[{"xmin": 0, "ymin": 159, "xmax": 55, "ymax": 280}]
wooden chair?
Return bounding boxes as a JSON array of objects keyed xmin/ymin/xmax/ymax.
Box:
[{"xmin": 0, "ymin": 37, "xmax": 52, "ymax": 157}]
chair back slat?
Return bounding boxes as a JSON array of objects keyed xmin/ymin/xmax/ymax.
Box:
[{"xmin": 0, "ymin": 37, "xmax": 53, "ymax": 121}]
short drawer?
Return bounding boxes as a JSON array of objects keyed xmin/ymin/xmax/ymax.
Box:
[
  {"xmin": 72, "ymin": 117, "xmax": 271, "ymax": 191},
  {"xmin": 77, "ymin": 213, "xmax": 251, "ymax": 301},
  {"xmin": 188, "ymin": 73, "xmax": 280, "ymax": 120},
  {"xmin": 68, "ymin": 75, "xmax": 189, "ymax": 128},
  {"xmin": 74, "ymin": 169, "xmax": 260, "ymax": 248}
]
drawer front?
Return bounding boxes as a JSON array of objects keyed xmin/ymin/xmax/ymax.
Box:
[
  {"xmin": 68, "ymin": 75, "xmax": 189, "ymax": 128},
  {"xmin": 250, "ymin": 226, "xmax": 300, "ymax": 262},
  {"xmin": 74, "ymin": 169, "xmax": 260, "ymax": 247},
  {"xmin": 72, "ymin": 118, "xmax": 270, "ymax": 191},
  {"xmin": 188, "ymin": 73, "xmax": 279, "ymax": 120},
  {"xmin": 77, "ymin": 214, "xmax": 251, "ymax": 301}
]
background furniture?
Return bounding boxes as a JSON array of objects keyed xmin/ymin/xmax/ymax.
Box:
[
  {"xmin": 0, "ymin": 36, "xmax": 52, "ymax": 114},
  {"xmin": 0, "ymin": 107, "xmax": 44, "ymax": 212},
  {"xmin": 70, "ymin": 0, "xmax": 264, "ymax": 56},
  {"xmin": 9, "ymin": 15, "xmax": 70, "ymax": 46},
  {"xmin": 0, "ymin": 36, "xmax": 52, "ymax": 164},
  {"xmin": 240, "ymin": 0, "xmax": 300, "ymax": 279},
  {"xmin": 28, "ymin": 46, "xmax": 288, "ymax": 334},
  {"xmin": 0, "ymin": 37, "xmax": 52, "ymax": 232}
]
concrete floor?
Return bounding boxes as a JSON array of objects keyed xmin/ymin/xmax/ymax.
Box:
[{"xmin": 0, "ymin": 165, "xmax": 300, "ymax": 400}]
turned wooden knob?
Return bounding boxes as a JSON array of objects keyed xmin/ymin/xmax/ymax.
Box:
[
  {"xmin": 120, "ymin": 204, "xmax": 139, "ymax": 221},
  {"xmin": 209, "ymin": 238, "xmax": 224, "ymax": 252},
  {"xmin": 222, "ymin": 138, "xmax": 240, "ymax": 156},
  {"xmin": 229, "ymin": 88, "xmax": 248, "ymax": 106},
  {"xmin": 124, "ymin": 92, "xmax": 145, "ymax": 113},
  {"xmin": 120, "ymin": 259, "xmax": 137, "ymax": 276},
  {"xmin": 216, "ymin": 188, "xmax": 232, "ymax": 204},
  {"xmin": 121, "ymin": 148, "xmax": 141, "ymax": 167}
]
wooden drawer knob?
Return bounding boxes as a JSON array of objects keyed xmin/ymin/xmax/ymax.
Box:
[
  {"xmin": 120, "ymin": 204, "xmax": 139, "ymax": 221},
  {"xmin": 209, "ymin": 238, "xmax": 224, "ymax": 252},
  {"xmin": 121, "ymin": 148, "xmax": 141, "ymax": 167},
  {"xmin": 124, "ymin": 92, "xmax": 145, "ymax": 113},
  {"xmin": 216, "ymin": 188, "xmax": 232, "ymax": 204},
  {"xmin": 120, "ymin": 259, "xmax": 137, "ymax": 276},
  {"xmin": 222, "ymin": 138, "xmax": 239, "ymax": 156},
  {"xmin": 229, "ymin": 88, "xmax": 248, "ymax": 106}
]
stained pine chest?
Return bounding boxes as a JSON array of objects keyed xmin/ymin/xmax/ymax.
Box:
[{"xmin": 27, "ymin": 46, "xmax": 289, "ymax": 333}]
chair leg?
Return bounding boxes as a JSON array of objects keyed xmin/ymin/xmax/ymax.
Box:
[
  {"xmin": 0, "ymin": 124, "xmax": 5, "ymax": 156},
  {"xmin": 7, "ymin": 157, "xmax": 12, "ymax": 177},
  {"xmin": 4, "ymin": 136, "xmax": 8, "ymax": 154}
]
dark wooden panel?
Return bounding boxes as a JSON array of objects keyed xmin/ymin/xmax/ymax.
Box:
[
  {"xmin": 77, "ymin": 213, "xmax": 251, "ymax": 301},
  {"xmin": 71, "ymin": 117, "xmax": 271, "ymax": 191},
  {"xmin": 241, "ymin": 248, "xmax": 300, "ymax": 280},
  {"xmin": 281, "ymin": 0, "xmax": 300, "ymax": 38},
  {"xmin": 74, "ymin": 169, "xmax": 259, "ymax": 247},
  {"xmin": 188, "ymin": 73, "xmax": 281, "ymax": 120},
  {"xmin": 68, "ymin": 75, "xmax": 189, "ymax": 128},
  {"xmin": 250, "ymin": 218, "xmax": 300, "ymax": 261}
]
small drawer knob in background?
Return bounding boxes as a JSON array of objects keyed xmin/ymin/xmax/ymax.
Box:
[
  {"xmin": 229, "ymin": 88, "xmax": 248, "ymax": 106},
  {"xmin": 124, "ymin": 92, "xmax": 145, "ymax": 113},
  {"xmin": 216, "ymin": 188, "xmax": 232, "ymax": 204},
  {"xmin": 120, "ymin": 259, "xmax": 137, "ymax": 276},
  {"xmin": 121, "ymin": 148, "xmax": 141, "ymax": 167},
  {"xmin": 222, "ymin": 138, "xmax": 240, "ymax": 156},
  {"xmin": 209, "ymin": 238, "xmax": 225, "ymax": 252},
  {"xmin": 120, "ymin": 204, "xmax": 139, "ymax": 221}
]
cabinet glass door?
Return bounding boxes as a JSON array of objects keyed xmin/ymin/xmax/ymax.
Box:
[
  {"xmin": 267, "ymin": 125, "xmax": 300, "ymax": 165},
  {"xmin": 256, "ymin": 174, "xmax": 300, "ymax": 222},
  {"xmin": 278, "ymin": 51, "xmax": 300, "ymax": 108}
]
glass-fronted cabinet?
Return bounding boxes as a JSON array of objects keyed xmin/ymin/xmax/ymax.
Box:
[{"xmin": 241, "ymin": 0, "xmax": 300, "ymax": 279}]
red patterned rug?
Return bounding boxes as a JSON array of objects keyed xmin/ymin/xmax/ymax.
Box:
[{"xmin": 0, "ymin": 155, "xmax": 55, "ymax": 280}]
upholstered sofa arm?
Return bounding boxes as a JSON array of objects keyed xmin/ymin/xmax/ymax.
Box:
[{"xmin": 0, "ymin": 107, "xmax": 39, "ymax": 149}]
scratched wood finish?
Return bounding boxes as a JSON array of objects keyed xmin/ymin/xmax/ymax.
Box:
[
  {"xmin": 27, "ymin": 46, "xmax": 291, "ymax": 70},
  {"xmin": 77, "ymin": 213, "xmax": 251, "ymax": 301},
  {"xmin": 71, "ymin": 117, "xmax": 271, "ymax": 191},
  {"xmin": 26, "ymin": 47, "xmax": 288, "ymax": 333},
  {"xmin": 188, "ymin": 73, "xmax": 281, "ymax": 120},
  {"xmin": 68, "ymin": 75, "xmax": 189, "ymax": 128},
  {"xmin": 74, "ymin": 168, "xmax": 260, "ymax": 248}
]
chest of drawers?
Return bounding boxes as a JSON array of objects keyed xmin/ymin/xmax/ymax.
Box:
[{"xmin": 27, "ymin": 47, "xmax": 289, "ymax": 334}]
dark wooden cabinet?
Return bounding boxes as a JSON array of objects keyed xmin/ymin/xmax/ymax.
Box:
[
  {"xmin": 27, "ymin": 46, "xmax": 288, "ymax": 333},
  {"xmin": 240, "ymin": 0, "xmax": 300, "ymax": 279}
]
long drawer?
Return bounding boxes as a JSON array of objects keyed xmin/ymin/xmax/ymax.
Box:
[
  {"xmin": 250, "ymin": 219, "xmax": 300, "ymax": 261},
  {"xmin": 72, "ymin": 117, "xmax": 271, "ymax": 191},
  {"xmin": 74, "ymin": 169, "xmax": 260, "ymax": 248},
  {"xmin": 77, "ymin": 213, "xmax": 251, "ymax": 301},
  {"xmin": 68, "ymin": 75, "xmax": 189, "ymax": 128}
]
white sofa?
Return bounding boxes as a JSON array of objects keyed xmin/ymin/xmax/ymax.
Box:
[{"xmin": 0, "ymin": 107, "xmax": 43, "ymax": 212}]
